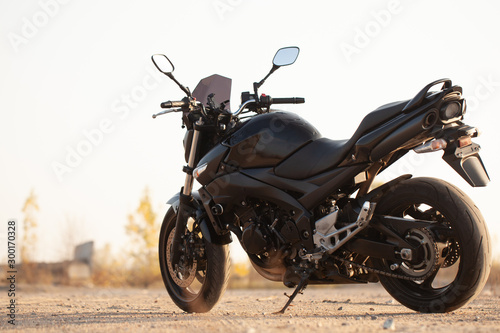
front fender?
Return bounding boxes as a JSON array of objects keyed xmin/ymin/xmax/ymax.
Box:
[
  {"xmin": 166, "ymin": 191, "xmax": 232, "ymax": 245},
  {"xmin": 166, "ymin": 191, "xmax": 201, "ymax": 213}
]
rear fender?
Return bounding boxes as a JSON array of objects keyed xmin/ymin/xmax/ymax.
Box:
[{"xmin": 359, "ymin": 174, "xmax": 413, "ymax": 206}]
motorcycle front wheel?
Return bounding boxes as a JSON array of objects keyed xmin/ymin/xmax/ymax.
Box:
[
  {"xmin": 374, "ymin": 177, "xmax": 491, "ymax": 313},
  {"xmin": 159, "ymin": 207, "xmax": 230, "ymax": 313}
]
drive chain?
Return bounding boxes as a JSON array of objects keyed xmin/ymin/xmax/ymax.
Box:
[{"xmin": 332, "ymin": 255, "xmax": 437, "ymax": 282}]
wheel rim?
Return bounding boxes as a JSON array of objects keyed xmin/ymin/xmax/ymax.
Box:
[{"xmin": 379, "ymin": 202, "xmax": 461, "ymax": 296}]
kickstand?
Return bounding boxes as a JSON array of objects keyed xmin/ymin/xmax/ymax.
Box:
[{"xmin": 274, "ymin": 276, "xmax": 309, "ymax": 314}]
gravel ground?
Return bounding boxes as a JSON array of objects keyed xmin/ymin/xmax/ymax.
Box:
[{"xmin": 2, "ymin": 284, "xmax": 499, "ymax": 332}]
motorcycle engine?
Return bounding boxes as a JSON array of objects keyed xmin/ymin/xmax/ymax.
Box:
[
  {"xmin": 241, "ymin": 219, "xmax": 270, "ymax": 255},
  {"xmin": 238, "ymin": 201, "xmax": 300, "ymax": 257}
]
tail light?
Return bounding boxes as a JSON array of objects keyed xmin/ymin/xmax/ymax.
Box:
[{"xmin": 440, "ymin": 101, "xmax": 464, "ymax": 123}]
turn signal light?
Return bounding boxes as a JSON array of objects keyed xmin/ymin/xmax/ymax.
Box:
[
  {"xmin": 193, "ymin": 163, "xmax": 208, "ymax": 179},
  {"xmin": 414, "ymin": 139, "xmax": 448, "ymax": 154}
]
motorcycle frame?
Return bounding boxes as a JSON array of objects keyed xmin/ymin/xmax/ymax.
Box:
[{"xmin": 170, "ymin": 80, "xmax": 489, "ymax": 268}]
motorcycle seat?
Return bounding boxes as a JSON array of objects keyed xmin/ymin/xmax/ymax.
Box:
[
  {"xmin": 274, "ymin": 99, "xmax": 409, "ymax": 180},
  {"xmin": 274, "ymin": 138, "xmax": 350, "ymax": 179},
  {"xmin": 350, "ymin": 100, "xmax": 409, "ymax": 139}
]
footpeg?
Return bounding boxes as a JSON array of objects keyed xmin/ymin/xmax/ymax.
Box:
[{"xmin": 356, "ymin": 201, "xmax": 376, "ymax": 227}]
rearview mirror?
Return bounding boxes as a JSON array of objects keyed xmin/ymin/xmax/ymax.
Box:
[
  {"xmin": 254, "ymin": 46, "xmax": 301, "ymax": 95},
  {"xmin": 273, "ymin": 47, "xmax": 300, "ymax": 67},
  {"xmin": 151, "ymin": 54, "xmax": 174, "ymax": 74},
  {"xmin": 151, "ymin": 54, "xmax": 192, "ymax": 97}
]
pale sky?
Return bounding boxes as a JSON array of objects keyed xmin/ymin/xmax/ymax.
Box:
[{"xmin": 1, "ymin": 0, "xmax": 499, "ymax": 263}]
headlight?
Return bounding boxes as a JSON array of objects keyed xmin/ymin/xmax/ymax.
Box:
[{"xmin": 440, "ymin": 101, "xmax": 462, "ymax": 122}]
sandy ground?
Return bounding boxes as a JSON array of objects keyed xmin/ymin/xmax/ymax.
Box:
[{"xmin": 1, "ymin": 284, "xmax": 499, "ymax": 332}]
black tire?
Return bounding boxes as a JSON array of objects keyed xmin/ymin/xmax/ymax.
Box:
[
  {"xmin": 374, "ymin": 177, "xmax": 491, "ymax": 313},
  {"xmin": 159, "ymin": 208, "xmax": 230, "ymax": 313}
]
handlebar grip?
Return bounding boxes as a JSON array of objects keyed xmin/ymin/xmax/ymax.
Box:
[
  {"xmin": 272, "ymin": 97, "xmax": 305, "ymax": 104},
  {"xmin": 160, "ymin": 100, "xmax": 188, "ymax": 108}
]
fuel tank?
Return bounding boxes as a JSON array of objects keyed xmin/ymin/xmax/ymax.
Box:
[{"xmin": 222, "ymin": 111, "xmax": 321, "ymax": 169}]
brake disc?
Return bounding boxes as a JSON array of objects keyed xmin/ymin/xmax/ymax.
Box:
[
  {"xmin": 442, "ymin": 239, "xmax": 460, "ymax": 267},
  {"xmin": 166, "ymin": 228, "xmax": 197, "ymax": 287}
]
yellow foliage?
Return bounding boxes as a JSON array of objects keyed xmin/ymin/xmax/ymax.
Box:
[
  {"xmin": 124, "ymin": 187, "xmax": 161, "ymax": 287},
  {"xmin": 21, "ymin": 189, "xmax": 39, "ymax": 263},
  {"xmin": 92, "ymin": 243, "xmax": 129, "ymax": 287},
  {"xmin": 233, "ymin": 262, "xmax": 250, "ymax": 277}
]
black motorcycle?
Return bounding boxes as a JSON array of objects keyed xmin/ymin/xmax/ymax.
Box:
[{"xmin": 150, "ymin": 47, "xmax": 491, "ymax": 314}]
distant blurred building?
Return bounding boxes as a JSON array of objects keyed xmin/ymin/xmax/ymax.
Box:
[
  {"xmin": 68, "ymin": 241, "xmax": 94, "ymax": 282},
  {"xmin": 0, "ymin": 241, "xmax": 95, "ymax": 286}
]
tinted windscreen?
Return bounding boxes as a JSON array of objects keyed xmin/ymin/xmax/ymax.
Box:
[{"xmin": 192, "ymin": 74, "xmax": 232, "ymax": 111}]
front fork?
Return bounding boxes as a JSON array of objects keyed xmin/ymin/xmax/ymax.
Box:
[{"xmin": 171, "ymin": 119, "xmax": 203, "ymax": 268}]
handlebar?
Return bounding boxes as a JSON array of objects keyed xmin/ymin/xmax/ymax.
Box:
[
  {"xmin": 161, "ymin": 100, "xmax": 188, "ymax": 108},
  {"xmin": 259, "ymin": 95, "xmax": 305, "ymax": 106},
  {"xmin": 156, "ymin": 95, "xmax": 304, "ymax": 118},
  {"xmin": 154, "ymin": 98, "xmax": 206, "ymax": 119},
  {"xmin": 233, "ymin": 95, "xmax": 305, "ymax": 116},
  {"xmin": 233, "ymin": 99, "xmax": 257, "ymax": 116},
  {"xmin": 271, "ymin": 97, "xmax": 305, "ymax": 104}
]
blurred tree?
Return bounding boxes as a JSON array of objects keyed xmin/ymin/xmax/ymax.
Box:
[
  {"xmin": 92, "ymin": 243, "xmax": 128, "ymax": 287},
  {"xmin": 21, "ymin": 189, "xmax": 38, "ymax": 263},
  {"xmin": 125, "ymin": 187, "xmax": 161, "ymax": 287}
]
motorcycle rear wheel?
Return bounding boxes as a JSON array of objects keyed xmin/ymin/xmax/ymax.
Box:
[
  {"xmin": 374, "ymin": 177, "xmax": 491, "ymax": 313},
  {"xmin": 159, "ymin": 208, "xmax": 230, "ymax": 313}
]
